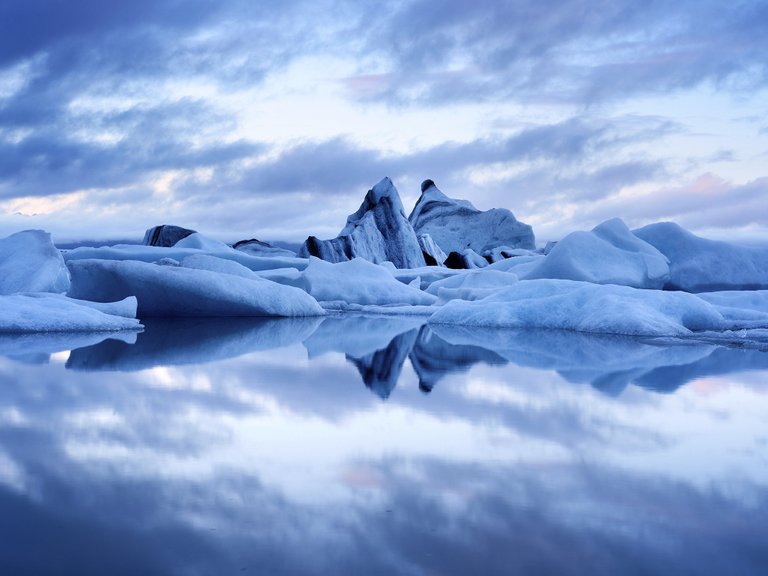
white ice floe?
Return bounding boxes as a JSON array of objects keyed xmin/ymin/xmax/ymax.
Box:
[
  {"xmin": 67, "ymin": 259, "xmax": 324, "ymax": 317},
  {"xmin": 429, "ymin": 279, "xmax": 733, "ymax": 336},
  {"xmin": 523, "ymin": 218, "xmax": 670, "ymax": 289},
  {"xmin": 0, "ymin": 293, "xmax": 142, "ymax": 333},
  {"xmin": 0, "ymin": 230, "xmax": 70, "ymax": 295},
  {"xmin": 299, "ymin": 257, "xmax": 437, "ymax": 308},
  {"xmin": 634, "ymin": 221, "xmax": 768, "ymax": 292}
]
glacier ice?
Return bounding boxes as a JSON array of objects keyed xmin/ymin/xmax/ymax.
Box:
[
  {"xmin": 523, "ymin": 218, "xmax": 670, "ymax": 289},
  {"xmin": 409, "ymin": 179, "xmax": 535, "ymax": 254},
  {"xmin": 634, "ymin": 221, "xmax": 768, "ymax": 292},
  {"xmin": 67, "ymin": 258, "xmax": 325, "ymax": 317},
  {"xmin": 0, "ymin": 230, "xmax": 71, "ymax": 295},
  {"xmin": 299, "ymin": 177, "xmax": 426, "ymax": 269},
  {"xmin": 429, "ymin": 279, "xmax": 729, "ymax": 336},
  {"xmin": 299, "ymin": 257, "xmax": 437, "ymax": 308}
]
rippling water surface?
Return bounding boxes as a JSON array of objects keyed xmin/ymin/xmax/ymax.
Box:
[{"xmin": 1, "ymin": 316, "xmax": 767, "ymax": 575}]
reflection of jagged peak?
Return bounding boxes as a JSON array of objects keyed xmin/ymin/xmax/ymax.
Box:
[
  {"xmin": 409, "ymin": 326, "xmax": 507, "ymax": 393},
  {"xmin": 347, "ymin": 329, "xmax": 418, "ymax": 400}
]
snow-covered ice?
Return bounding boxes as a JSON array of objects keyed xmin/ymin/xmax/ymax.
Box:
[
  {"xmin": 634, "ymin": 221, "xmax": 768, "ymax": 292},
  {"xmin": 523, "ymin": 218, "xmax": 670, "ymax": 289}
]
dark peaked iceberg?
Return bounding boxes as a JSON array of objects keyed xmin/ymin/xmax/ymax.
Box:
[
  {"xmin": 299, "ymin": 177, "xmax": 426, "ymax": 269},
  {"xmin": 409, "ymin": 180, "xmax": 535, "ymax": 254}
]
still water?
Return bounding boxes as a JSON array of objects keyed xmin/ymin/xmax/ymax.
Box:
[{"xmin": 1, "ymin": 316, "xmax": 767, "ymax": 575}]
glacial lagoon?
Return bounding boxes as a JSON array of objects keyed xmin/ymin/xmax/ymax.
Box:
[{"xmin": 1, "ymin": 316, "xmax": 767, "ymax": 575}]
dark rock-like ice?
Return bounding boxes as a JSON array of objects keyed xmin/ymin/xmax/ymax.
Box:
[
  {"xmin": 142, "ymin": 224, "xmax": 196, "ymax": 247},
  {"xmin": 299, "ymin": 177, "xmax": 426, "ymax": 269}
]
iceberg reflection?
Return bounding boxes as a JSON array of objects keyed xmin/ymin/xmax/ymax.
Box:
[{"xmin": 0, "ymin": 318, "xmax": 766, "ymax": 575}]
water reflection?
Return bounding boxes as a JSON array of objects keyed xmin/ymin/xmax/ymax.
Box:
[{"xmin": 1, "ymin": 317, "xmax": 767, "ymax": 575}]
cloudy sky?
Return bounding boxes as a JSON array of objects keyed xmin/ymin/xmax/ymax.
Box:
[{"xmin": 0, "ymin": 0, "xmax": 766, "ymax": 245}]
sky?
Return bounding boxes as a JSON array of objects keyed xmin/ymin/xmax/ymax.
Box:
[{"xmin": 0, "ymin": 0, "xmax": 767, "ymax": 245}]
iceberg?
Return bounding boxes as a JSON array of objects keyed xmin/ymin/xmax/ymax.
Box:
[
  {"xmin": 444, "ymin": 249, "xmax": 489, "ymax": 270},
  {"xmin": 0, "ymin": 293, "xmax": 142, "ymax": 333},
  {"xmin": 523, "ymin": 218, "xmax": 670, "ymax": 289},
  {"xmin": 299, "ymin": 257, "xmax": 437, "ymax": 308},
  {"xmin": 418, "ymin": 233, "xmax": 448, "ymax": 266},
  {"xmin": 409, "ymin": 179, "xmax": 535, "ymax": 254},
  {"xmin": 429, "ymin": 279, "xmax": 731, "ymax": 337},
  {"xmin": 634, "ymin": 222, "xmax": 768, "ymax": 292},
  {"xmin": 299, "ymin": 177, "xmax": 426, "ymax": 269},
  {"xmin": 233, "ymin": 238, "xmax": 297, "ymax": 258},
  {"xmin": 426, "ymin": 269, "xmax": 518, "ymax": 301},
  {"xmin": 67, "ymin": 259, "xmax": 325, "ymax": 317},
  {"xmin": 0, "ymin": 230, "xmax": 70, "ymax": 295},
  {"xmin": 142, "ymin": 224, "xmax": 196, "ymax": 247}
]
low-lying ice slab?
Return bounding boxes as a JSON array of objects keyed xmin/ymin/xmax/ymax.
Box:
[
  {"xmin": 0, "ymin": 293, "xmax": 142, "ymax": 333},
  {"xmin": 634, "ymin": 222, "xmax": 768, "ymax": 292},
  {"xmin": 0, "ymin": 230, "xmax": 71, "ymax": 295},
  {"xmin": 523, "ymin": 218, "xmax": 670, "ymax": 289},
  {"xmin": 429, "ymin": 279, "xmax": 732, "ymax": 336},
  {"xmin": 67, "ymin": 259, "xmax": 325, "ymax": 317},
  {"xmin": 300, "ymin": 257, "xmax": 437, "ymax": 308}
]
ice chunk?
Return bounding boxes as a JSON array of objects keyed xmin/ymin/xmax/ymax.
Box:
[
  {"xmin": 418, "ymin": 233, "xmax": 448, "ymax": 266},
  {"xmin": 299, "ymin": 257, "xmax": 437, "ymax": 308},
  {"xmin": 233, "ymin": 238, "xmax": 297, "ymax": 258},
  {"xmin": 634, "ymin": 221, "xmax": 768, "ymax": 292},
  {"xmin": 173, "ymin": 232, "xmax": 231, "ymax": 251},
  {"xmin": 523, "ymin": 218, "xmax": 670, "ymax": 289},
  {"xmin": 426, "ymin": 269, "xmax": 517, "ymax": 301},
  {"xmin": 0, "ymin": 230, "xmax": 70, "ymax": 295},
  {"xmin": 142, "ymin": 224, "xmax": 196, "ymax": 247},
  {"xmin": 64, "ymin": 244, "xmax": 309, "ymax": 272},
  {"xmin": 67, "ymin": 259, "xmax": 325, "ymax": 317},
  {"xmin": 444, "ymin": 249, "xmax": 489, "ymax": 270},
  {"xmin": 409, "ymin": 179, "xmax": 535, "ymax": 253},
  {"xmin": 299, "ymin": 177, "xmax": 426, "ymax": 269},
  {"xmin": 0, "ymin": 293, "xmax": 142, "ymax": 333},
  {"xmin": 429, "ymin": 279, "xmax": 729, "ymax": 337}
]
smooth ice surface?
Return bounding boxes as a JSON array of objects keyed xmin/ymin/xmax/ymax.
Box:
[
  {"xmin": 409, "ymin": 180, "xmax": 535, "ymax": 253},
  {"xmin": 1, "ymin": 319, "xmax": 767, "ymax": 575},
  {"xmin": 300, "ymin": 257, "xmax": 437, "ymax": 308},
  {"xmin": 430, "ymin": 279, "xmax": 732, "ymax": 336},
  {"xmin": 67, "ymin": 258, "xmax": 324, "ymax": 317},
  {"xmin": 426, "ymin": 269, "xmax": 518, "ymax": 301},
  {"xmin": 634, "ymin": 221, "xmax": 768, "ymax": 291},
  {"xmin": 0, "ymin": 230, "xmax": 70, "ymax": 295},
  {"xmin": 524, "ymin": 218, "xmax": 670, "ymax": 288},
  {"xmin": 0, "ymin": 293, "xmax": 142, "ymax": 333}
]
